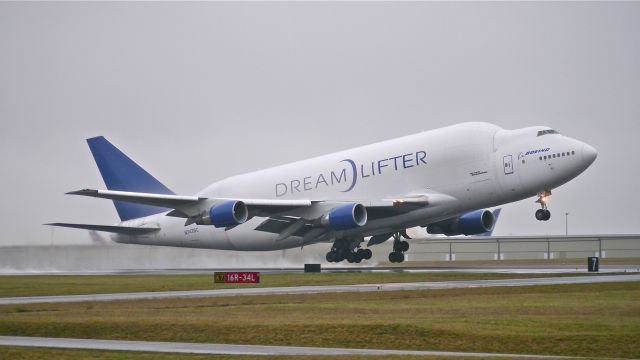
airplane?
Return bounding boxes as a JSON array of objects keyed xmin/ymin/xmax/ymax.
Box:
[{"xmin": 48, "ymin": 122, "xmax": 597, "ymax": 263}]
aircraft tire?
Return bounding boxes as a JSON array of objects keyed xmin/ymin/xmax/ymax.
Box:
[
  {"xmin": 543, "ymin": 210, "xmax": 551, "ymax": 221},
  {"xmin": 535, "ymin": 209, "xmax": 546, "ymax": 221},
  {"xmin": 389, "ymin": 251, "xmax": 403, "ymax": 263},
  {"xmin": 326, "ymin": 251, "xmax": 337, "ymax": 263},
  {"xmin": 400, "ymin": 241, "xmax": 410, "ymax": 252},
  {"xmin": 362, "ymin": 249, "xmax": 372, "ymax": 260}
]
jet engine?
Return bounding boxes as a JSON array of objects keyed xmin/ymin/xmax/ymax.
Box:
[
  {"xmin": 427, "ymin": 209, "xmax": 495, "ymax": 236},
  {"xmin": 320, "ymin": 203, "xmax": 368, "ymax": 231},
  {"xmin": 197, "ymin": 200, "xmax": 249, "ymax": 228}
]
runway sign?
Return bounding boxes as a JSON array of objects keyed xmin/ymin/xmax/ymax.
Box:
[
  {"xmin": 588, "ymin": 257, "xmax": 599, "ymax": 272},
  {"xmin": 214, "ymin": 272, "xmax": 260, "ymax": 284},
  {"xmin": 304, "ymin": 264, "xmax": 321, "ymax": 273}
]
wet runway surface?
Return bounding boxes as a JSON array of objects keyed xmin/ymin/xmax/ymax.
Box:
[
  {"xmin": 1, "ymin": 274, "xmax": 639, "ymax": 305},
  {"xmin": 0, "ymin": 336, "xmax": 576, "ymax": 358},
  {"xmin": 2, "ymin": 264, "xmax": 639, "ymax": 276}
]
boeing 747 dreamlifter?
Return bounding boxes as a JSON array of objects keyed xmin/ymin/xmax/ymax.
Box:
[{"xmin": 49, "ymin": 122, "xmax": 597, "ymax": 263}]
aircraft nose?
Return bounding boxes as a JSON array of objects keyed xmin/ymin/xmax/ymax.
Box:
[{"xmin": 581, "ymin": 143, "xmax": 598, "ymax": 166}]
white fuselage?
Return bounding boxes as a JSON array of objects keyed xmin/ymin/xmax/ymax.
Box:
[{"xmin": 113, "ymin": 122, "xmax": 597, "ymax": 251}]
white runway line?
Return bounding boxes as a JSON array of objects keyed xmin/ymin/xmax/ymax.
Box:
[
  {"xmin": 0, "ymin": 336, "xmax": 577, "ymax": 358},
  {"xmin": 0, "ymin": 274, "xmax": 638, "ymax": 305}
]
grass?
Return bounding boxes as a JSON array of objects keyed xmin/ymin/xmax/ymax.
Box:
[
  {"xmin": 0, "ymin": 347, "xmax": 536, "ymax": 360},
  {"xmin": 0, "ymin": 282, "xmax": 638, "ymax": 358},
  {"xmin": 0, "ymin": 272, "xmax": 594, "ymax": 298}
]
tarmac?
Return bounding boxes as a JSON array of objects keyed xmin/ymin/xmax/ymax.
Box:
[
  {"xmin": 2, "ymin": 264, "xmax": 639, "ymax": 276},
  {"xmin": 1, "ymin": 273, "xmax": 639, "ymax": 305},
  {"xmin": 0, "ymin": 336, "xmax": 577, "ymax": 358}
]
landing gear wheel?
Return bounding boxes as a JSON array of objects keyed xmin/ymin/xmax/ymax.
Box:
[
  {"xmin": 535, "ymin": 209, "xmax": 551, "ymax": 221},
  {"xmin": 389, "ymin": 251, "xmax": 404, "ymax": 263},
  {"xmin": 329, "ymin": 237, "xmax": 369, "ymax": 264},
  {"xmin": 326, "ymin": 251, "xmax": 337, "ymax": 263},
  {"xmin": 348, "ymin": 252, "xmax": 363, "ymax": 263},
  {"xmin": 535, "ymin": 190, "xmax": 552, "ymax": 221},
  {"xmin": 392, "ymin": 239, "xmax": 409, "ymax": 252},
  {"xmin": 399, "ymin": 241, "xmax": 409, "ymax": 252}
]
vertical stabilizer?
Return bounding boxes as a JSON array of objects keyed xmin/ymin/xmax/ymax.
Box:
[{"xmin": 86, "ymin": 136, "xmax": 175, "ymax": 221}]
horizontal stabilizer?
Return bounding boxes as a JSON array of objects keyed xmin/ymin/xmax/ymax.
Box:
[
  {"xmin": 67, "ymin": 189, "xmax": 201, "ymax": 209},
  {"xmin": 46, "ymin": 223, "xmax": 160, "ymax": 235}
]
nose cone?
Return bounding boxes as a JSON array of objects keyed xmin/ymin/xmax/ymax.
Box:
[{"xmin": 581, "ymin": 143, "xmax": 598, "ymax": 167}]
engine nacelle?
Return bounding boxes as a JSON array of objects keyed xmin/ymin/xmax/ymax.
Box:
[
  {"xmin": 427, "ymin": 209, "xmax": 495, "ymax": 236},
  {"xmin": 321, "ymin": 203, "xmax": 367, "ymax": 231},
  {"xmin": 197, "ymin": 200, "xmax": 249, "ymax": 228}
]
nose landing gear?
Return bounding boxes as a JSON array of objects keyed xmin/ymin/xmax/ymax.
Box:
[{"xmin": 535, "ymin": 191, "xmax": 551, "ymax": 221}]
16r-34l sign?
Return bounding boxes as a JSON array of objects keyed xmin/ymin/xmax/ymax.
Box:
[{"xmin": 214, "ymin": 272, "xmax": 260, "ymax": 284}]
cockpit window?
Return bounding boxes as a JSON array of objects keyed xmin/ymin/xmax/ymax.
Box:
[{"xmin": 537, "ymin": 129, "xmax": 560, "ymax": 136}]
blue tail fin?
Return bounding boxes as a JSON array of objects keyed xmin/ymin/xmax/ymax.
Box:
[{"xmin": 86, "ymin": 136, "xmax": 175, "ymax": 221}]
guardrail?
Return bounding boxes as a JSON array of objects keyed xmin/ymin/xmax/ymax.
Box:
[{"xmin": 409, "ymin": 235, "xmax": 640, "ymax": 261}]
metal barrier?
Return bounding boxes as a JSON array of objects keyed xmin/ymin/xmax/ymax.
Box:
[{"xmin": 405, "ymin": 235, "xmax": 640, "ymax": 261}]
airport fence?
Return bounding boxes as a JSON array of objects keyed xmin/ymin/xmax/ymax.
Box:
[{"xmin": 402, "ymin": 234, "xmax": 640, "ymax": 261}]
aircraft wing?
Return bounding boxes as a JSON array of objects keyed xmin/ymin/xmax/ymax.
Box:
[
  {"xmin": 67, "ymin": 189, "xmax": 453, "ymax": 217},
  {"xmin": 66, "ymin": 189, "xmax": 314, "ymax": 219},
  {"xmin": 253, "ymin": 192, "xmax": 459, "ymax": 243},
  {"xmin": 66, "ymin": 188, "xmax": 457, "ymax": 241}
]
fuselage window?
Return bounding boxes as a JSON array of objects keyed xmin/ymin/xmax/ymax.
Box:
[
  {"xmin": 553, "ymin": 154, "xmax": 556, "ymax": 158},
  {"xmin": 572, "ymin": 150, "xmax": 575, "ymax": 155},
  {"xmin": 562, "ymin": 152, "xmax": 565, "ymax": 156},
  {"xmin": 522, "ymin": 159, "xmax": 525, "ymax": 164},
  {"xmin": 539, "ymin": 156, "xmax": 542, "ymax": 160},
  {"xmin": 544, "ymin": 155, "xmax": 547, "ymax": 160}
]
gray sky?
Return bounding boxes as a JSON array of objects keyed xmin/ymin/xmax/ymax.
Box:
[{"xmin": 1, "ymin": 2, "xmax": 639, "ymax": 246}]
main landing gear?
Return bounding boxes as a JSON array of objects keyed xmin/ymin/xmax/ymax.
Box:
[
  {"xmin": 326, "ymin": 237, "xmax": 372, "ymax": 263},
  {"xmin": 388, "ymin": 232, "xmax": 410, "ymax": 263},
  {"xmin": 535, "ymin": 190, "xmax": 552, "ymax": 221}
]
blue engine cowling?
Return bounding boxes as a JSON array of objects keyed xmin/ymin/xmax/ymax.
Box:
[
  {"xmin": 321, "ymin": 203, "xmax": 368, "ymax": 231},
  {"xmin": 200, "ymin": 200, "xmax": 249, "ymax": 228},
  {"xmin": 426, "ymin": 209, "xmax": 495, "ymax": 236}
]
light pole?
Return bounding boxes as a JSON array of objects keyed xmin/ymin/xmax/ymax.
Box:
[{"xmin": 565, "ymin": 212, "xmax": 569, "ymax": 236}]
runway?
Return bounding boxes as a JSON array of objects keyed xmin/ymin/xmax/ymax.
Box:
[
  {"xmin": 2, "ymin": 264, "xmax": 639, "ymax": 276},
  {"xmin": 1, "ymin": 274, "xmax": 638, "ymax": 305},
  {"xmin": 0, "ymin": 336, "xmax": 576, "ymax": 358}
]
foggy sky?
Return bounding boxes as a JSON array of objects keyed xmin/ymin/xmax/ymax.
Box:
[{"xmin": 1, "ymin": 2, "xmax": 639, "ymax": 246}]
